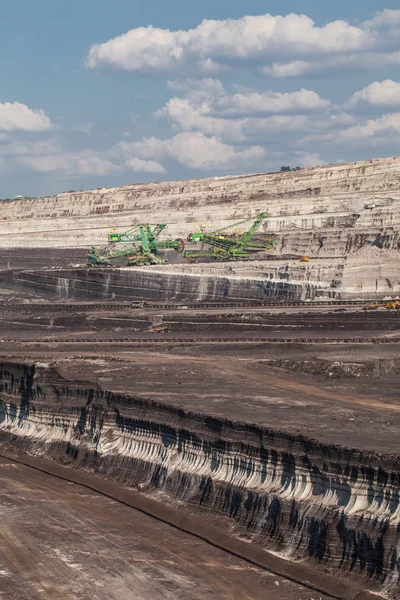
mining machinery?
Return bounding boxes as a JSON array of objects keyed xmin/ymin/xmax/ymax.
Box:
[
  {"xmin": 184, "ymin": 212, "xmax": 274, "ymax": 260},
  {"xmin": 385, "ymin": 300, "xmax": 400, "ymax": 310},
  {"xmin": 88, "ymin": 224, "xmax": 185, "ymax": 267},
  {"xmin": 108, "ymin": 224, "xmax": 184, "ymax": 252}
]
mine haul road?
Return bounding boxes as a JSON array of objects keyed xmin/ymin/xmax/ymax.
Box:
[{"xmin": 0, "ymin": 455, "xmax": 332, "ymax": 600}]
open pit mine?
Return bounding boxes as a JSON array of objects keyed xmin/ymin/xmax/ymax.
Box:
[{"xmin": 0, "ymin": 155, "xmax": 400, "ymax": 600}]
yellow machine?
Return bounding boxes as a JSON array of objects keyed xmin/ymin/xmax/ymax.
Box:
[
  {"xmin": 363, "ymin": 303, "xmax": 380, "ymax": 310},
  {"xmin": 385, "ymin": 301, "xmax": 400, "ymax": 310},
  {"xmin": 300, "ymin": 256, "xmax": 310, "ymax": 262}
]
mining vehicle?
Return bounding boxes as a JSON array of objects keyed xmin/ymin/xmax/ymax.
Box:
[
  {"xmin": 88, "ymin": 244, "xmax": 145, "ymax": 267},
  {"xmin": 300, "ymin": 256, "xmax": 310, "ymax": 262},
  {"xmin": 131, "ymin": 300, "xmax": 148, "ymax": 308},
  {"xmin": 385, "ymin": 301, "xmax": 400, "ymax": 310},
  {"xmin": 88, "ymin": 223, "xmax": 185, "ymax": 267},
  {"xmin": 363, "ymin": 302, "xmax": 380, "ymax": 310},
  {"xmin": 87, "ymin": 247, "xmax": 112, "ymax": 267},
  {"xmin": 184, "ymin": 213, "xmax": 274, "ymax": 260},
  {"xmin": 148, "ymin": 324, "xmax": 169, "ymax": 333},
  {"xmin": 108, "ymin": 224, "xmax": 185, "ymax": 252}
]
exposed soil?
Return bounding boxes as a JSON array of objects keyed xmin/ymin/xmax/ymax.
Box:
[
  {"xmin": 1, "ymin": 296, "xmax": 400, "ymax": 598},
  {"xmin": 0, "ymin": 300, "xmax": 399, "ymax": 453},
  {"xmin": 0, "ymin": 455, "xmax": 322, "ymax": 600}
]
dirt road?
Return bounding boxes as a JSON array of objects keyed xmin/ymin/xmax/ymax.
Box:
[{"xmin": 0, "ymin": 457, "xmax": 329, "ymax": 600}]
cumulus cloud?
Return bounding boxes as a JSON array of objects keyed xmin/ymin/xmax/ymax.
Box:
[
  {"xmin": 18, "ymin": 150, "xmax": 122, "ymax": 176},
  {"xmin": 119, "ymin": 131, "xmax": 265, "ymax": 170},
  {"xmin": 156, "ymin": 97, "xmax": 316, "ymax": 143},
  {"xmin": 363, "ymin": 9, "xmax": 400, "ymax": 28},
  {"xmin": 338, "ymin": 113, "xmax": 400, "ymax": 140},
  {"xmin": 83, "ymin": 9, "xmax": 400, "ymax": 81},
  {"xmin": 346, "ymin": 80, "xmax": 400, "ymax": 108},
  {"xmin": 167, "ymin": 78, "xmax": 224, "ymax": 95},
  {"xmin": 155, "ymin": 81, "xmax": 332, "ymax": 144},
  {"xmin": 294, "ymin": 151, "xmax": 327, "ymax": 168},
  {"xmin": 262, "ymin": 60, "xmax": 314, "ymax": 78},
  {"xmin": 76, "ymin": 154, "xmax": 122, "ymax": 175},
  {"xmin": 126, "ymin": 157, "xmax": 166, "ymax": 173},
  {"xmin": 155, "ymin": 97, "xmax": 244, "ymax": 141},
  {"xmin": 0, "ymin": 102, "xmax": 53, "ymax": 131},
  {"xmin": 297, "ymin": 113, "xmax": 400, "ymax": 149},
  {"xmin": 213, "ymin": 89, "xmax": 330, "ymax": 116},
  {"xmin": 0, "ymin": 137, "xmax": 62, "ymax": 158},
  {"xmin": 18, "ymin": 154, "xmax": 70, "ymax": 173},
  {"xmin": 86, "ymin": 13, "xmax": 372, "ymax": 76},
  {"xmin": 262, "ymin": 51, "xmax": 400, "ymax": 78}
]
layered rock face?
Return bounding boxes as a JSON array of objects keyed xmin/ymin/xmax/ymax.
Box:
[
  {"xmin": 1, "ymin": 361, "xmax": 400, "ymax": 596},
  {"xmin": 0, "ymin": 265, "xmax": 303, "ymax": 301},
  {"xmin": 0, "ymin": 155, "xmax": 399, "ymax": 299}
]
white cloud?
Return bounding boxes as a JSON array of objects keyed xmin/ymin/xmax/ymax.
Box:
[
  {"xmin": 0, "ymin": 102, "xmax": 53, "ymax": 132},
  {"xmin": 363, "ymin": 9, "xmax": 400, "ymax": 28},
  {"xmin": 83, "ymin": 10, "xmax": 400, "ymax": 81},
  {"xmin": 324, "ymin": 113, "xmax": 357, "ymax": 126},
  {"xmin": 126, "ymin": 157, "xmax": 166, "ymax": 173},
  {"xmin": 76, "ymin": 154, "xmax": 122, "ymax": 175},
  {"xmin": 18, "ymin": 150, "xmax": 122, "ymax": 176},
  {"xmin": 262, "ymin": 51, "xmax": 400, "ymax": 78},
  {"xmin": 86, "ymin": 13, "xmax": 372, "ymax": 76},
  {"xmin": 155, "ymin": 97, "xmax": 243, "ymax": 140},
  {"xmin": 346, "ymin": 80, "xmax": 400, "ymax": 108},
  {"xmin": 18, "ymin": 155, "xmax": 70, "ymax": 173},
  {"xmin": 167, "ymin": 78, "xmax": 224, "ymax": 95},
  {"xmin": 213, "ymin": 89, "xmax": 330, "ymax": 116},
  {"xmin": 0, "ymin": 138, "xmax": 61, "ymax": 157},
  {"xmin": 155, "ymin": 82, "xmax": 331, "ymax": 144},
  {"xmin": 262, "ymin": 60, "xmax": 314, "ymax": 78},
  {"xmin": 156, "ymin": 97, "xmax": 314, "ymax": 143},
  {"xmin": 297, "ymin": 113, "xmax": 400, "ymax": 148},
  {"xmin": 119, "ymin": 131, "xmax": 265, "ymax": 170},
  {"xmin": 294, "ymin": 151, "xmax": 326, "ymax": 168},
  {"xmin": 339, "ymin": 113, "xmax": 400, "ymax": 140}
]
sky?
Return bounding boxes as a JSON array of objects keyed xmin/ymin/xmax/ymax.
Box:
[{"xmin": 1, "ymin": 0, "xmax": 400, "ymax": 197}]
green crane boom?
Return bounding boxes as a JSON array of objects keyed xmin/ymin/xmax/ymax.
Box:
[
  {"xmin": 240, "ymin": 212, "xmax": 268, "ymax": 248},
  {"xmin": 185, "ymin": 212, "xmax": 274, "ymax": 260},
  {"xmin": 108, "ymin": 224, "xmax": 168, "ymax": 244}
]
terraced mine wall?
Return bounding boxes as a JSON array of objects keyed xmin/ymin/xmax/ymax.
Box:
[
  {"xmin": 1, "ymin": 156, "xmax": 400, "ymax": 250},
  {"xmin": 0, "ymin": 156, "xmax": 399, "ymax": 300},
  {"xmin": 0, "ymin": 267, "xmax": 305, "ymax": 302},
  {"xmin": 1, "ymin": 361, "xmax": 400, "ymax": 597}
]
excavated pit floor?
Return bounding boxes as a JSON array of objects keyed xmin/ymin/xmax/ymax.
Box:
[
  {"xmin": 1, "ymin": 297, "xmax": 400, "ymax": 598},
  {"xmin": 0, "ymin": 455, "xmax": 324, "ymax": 600},
  {"xmin": 1, "ymin": 300, "xmax": 400, "ymax": 454}
]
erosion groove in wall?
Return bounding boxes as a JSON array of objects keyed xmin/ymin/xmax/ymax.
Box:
[{"xmin": 1, "ymin": 362, "xmax": 400, "ymax": 596}]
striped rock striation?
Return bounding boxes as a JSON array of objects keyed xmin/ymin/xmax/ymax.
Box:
[{"xmin": 1, "ymin": 361, "xmax": 400, "ymax": 597}]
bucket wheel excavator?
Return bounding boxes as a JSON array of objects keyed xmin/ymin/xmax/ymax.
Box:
[
  {"xmin": 184, "ymin": 212, "xmax": 274, "ymax": 260},
  {"xmin": 88, "ymin": 224, "xmax": 185, "ymax": 267}
]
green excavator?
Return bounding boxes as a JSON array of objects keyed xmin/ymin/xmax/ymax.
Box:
[
  {"xmin": 88, "ymin": 224, "xmax": 185, "ymax": 267},
  {"xmin": 184, "ymin": 212, "xmax": 274, "ymax": 260}
]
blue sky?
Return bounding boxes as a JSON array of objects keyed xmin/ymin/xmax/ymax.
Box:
[{"xmin": 1, "ymin": 1, "xmax": 400, "ymax": 197}]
